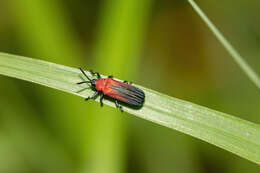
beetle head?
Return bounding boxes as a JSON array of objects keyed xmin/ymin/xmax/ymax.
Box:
[{"xmin": 77, "ymin": 68, "xmax": 98, "ymax": 87}]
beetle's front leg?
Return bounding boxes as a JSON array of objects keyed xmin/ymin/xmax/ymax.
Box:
[{"xmin": 85, "ymin": 91, "xmax": 99, "ymax": 101}]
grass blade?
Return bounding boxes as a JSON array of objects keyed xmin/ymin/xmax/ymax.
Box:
[
  {"xmin": 188, "ymin": 0, "xmax": 260, "ymax": 90},
  {"xmin": 0, "ymin": 52, "xmax": 260, "ymax": 164}
]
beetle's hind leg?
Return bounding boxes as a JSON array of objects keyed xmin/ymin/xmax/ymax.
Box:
[
  {"xmin": 85, "ymin": 91, "xmax": 99, "ymax": 101},
  {"xmin": 115, "ymin": 100, "xmax": 123, "ymax": 112}
]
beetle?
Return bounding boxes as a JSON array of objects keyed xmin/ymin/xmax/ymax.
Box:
[{"xmin": 77, "ymin": 68, "xmax": 145, "ymax": 112}]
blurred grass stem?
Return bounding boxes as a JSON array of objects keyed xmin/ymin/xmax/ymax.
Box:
[{"xmin": 188, "ymin": 0, "xmax": 260, "ymax": 90}]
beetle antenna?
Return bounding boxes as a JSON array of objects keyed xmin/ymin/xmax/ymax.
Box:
[
  {"xmin": 77, "ymin": 81, "xmax": 90, "ymax": 85},
  {"xmin": 79, "ymin": 68, "xmax": 92, "ymax": 82}
]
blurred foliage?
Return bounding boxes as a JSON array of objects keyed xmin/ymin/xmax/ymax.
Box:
[{"xmin": 0, "ymin": 0, "xmax": 259, "ymax": 173}]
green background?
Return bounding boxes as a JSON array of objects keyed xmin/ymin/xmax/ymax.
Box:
[{"xmin": 0, "ymin": 0, "xmax": 259, "ymax": 173}]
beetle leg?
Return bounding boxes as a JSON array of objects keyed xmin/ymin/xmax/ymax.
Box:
[
  {"xmin": 115, "ymin": 100, "xmax": 119, "ymax": 108},
  {"xmin": 85, "ymin": 91, "xmax": 99, "ymax": 101},
  {"xmin": 100, "ymin": 93, "xmax": 104, "ymax": 107},
  {"xmin": 97, "ymin": 73, "xmax": 101, "ymax": 79},
  {"xmin": 115, "ymin": 100, "xmax": 123, "ymax": 112},
  {"xmin": 123, "ymin": 80, "xmax": 132, "ymax": 84}
]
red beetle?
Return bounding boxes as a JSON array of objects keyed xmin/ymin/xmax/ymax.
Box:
[{"xmin": 77, "ymin": 68, "xmax": 145, "ymax": 112}]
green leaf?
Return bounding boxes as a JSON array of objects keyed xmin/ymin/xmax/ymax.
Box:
[{"xmin": 0, "ymin": 52, "xmax": 260, "ymax": 164}]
